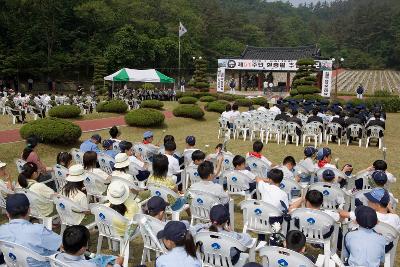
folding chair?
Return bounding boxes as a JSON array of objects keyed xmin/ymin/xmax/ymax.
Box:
[
  {"xmin": 290, "ymin": 208, "xmax": 339, "ymax": 267},
  {"xmin": 374, "ymin": 222, "xmax": 399, "ymax": 267},
  {"xmin": 284, "ymin": 122, "xmax": 300, "ymax": 146},
  {"xmin": 246, "ymin": 156, "xmax": 270, "ymax": 178},
  {"xmin": 98, "ymin": 153, "xmax": 115, "ymax": 175},
  {"xmin": 15, "ymin": 188, "xmax": 56, "ymax": 230},
  {"xmin": 15, "ymin": 159, "xmax": 26, "ymax": 174},
  {"xmin": 70, "ymin": 148, "xmax": 84, "ymax": 165},
  {"xmin": 147, "ymin": 184, "xmax": 189, "ymax": 220},
  {"xmin": 0, "ymin": 240, "xmax": 49, "ymax": 267},
  {"xmin": 259, "ymin": 246, "xmax": 316, "ymax": 267},
  {"xmin": 134, "ymin": 213, "xmax": 167, "ymax": 265},
  {"xmin": 52, "ymin": 194, "xmax": 89, "ymax": 235},
  {"xmin": 52, "ymin": 164, "xmax": 68, "ymax": 192},
  {"xmin": 366, "ymin": 125, "xmax": 384, "ymax": 149},
  {"xmin": 90, "ymin": 203, "xmax": 138, "ymax": 267},
  {"xmin": 308, "ymin": 182, "xmax": 350, "ymax": 211},
  {"xmin": 195, "ymin": 231, "xmax": 256, "ymax": 266}
]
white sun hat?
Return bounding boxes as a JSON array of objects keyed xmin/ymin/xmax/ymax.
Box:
[
  {"xmin": 107, "ymin": 180, "xmax": 130, "ymax": 205},
  {"xmin": 114, "ymin": 153, "xmax": 130, "ymax": 169},
  {"xmin": 0, "ymin": 161, "xmax": 6, "ymax": 168},
  {"xmin": 66, "ymin": 164, "xmax": 86, "ymax": 182}
]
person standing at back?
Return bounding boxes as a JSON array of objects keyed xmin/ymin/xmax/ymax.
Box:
[{"xmin": 356, "ymin": 84, "xmax": 364, "ymax": 99}]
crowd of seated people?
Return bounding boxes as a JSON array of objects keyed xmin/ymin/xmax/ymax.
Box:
[{"xmin": 0, "ymin": 122, "xmax": 398, "ymax": 267}]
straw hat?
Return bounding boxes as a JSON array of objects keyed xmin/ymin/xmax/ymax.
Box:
[
  {"xmin": 66, "ymin": 164, "xmax": 86, "ymax": 182},
  {"xmin": 114, "ymin": 153, "xmax": 130, "ymax": 169},
  {"xmin": 107, "ymin": 181, "xmax": 130, "ymax": 205}
]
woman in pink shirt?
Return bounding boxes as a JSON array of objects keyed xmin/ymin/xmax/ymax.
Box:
[{"xmin": 21, "ymin": 135, "xmax": 55, "ymax": 190}]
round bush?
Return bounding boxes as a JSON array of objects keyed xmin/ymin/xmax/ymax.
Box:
[
  {"xmin": 176, "ymin": 92, "xmax": 197, "ymax": 99},
  {"xmin": 252, "ymin": 97, "xmax": 268, "ymax": 106},
  {"xmin": 96, "ymin": 100, "xmax": 128, "ymax": 113},
  {"xmin": 200, "ymin": 96, "xmax": 217, "ymax": 102},
  {"xmin": 173, "ymin": 104, "xmax": 204, "ymax": 119},
  {"xmin": 48, "ymin": 105, "xmax": 81, "ymax": 118},
  {"xmin": 178, "ymin": 96, "xmax": 198, "ymax": 104},
  {"xmin": 140, "ymin": 99, "xmax": 164, "ymax": 109},
  {"xmin": 297, "ymin": 86, "xmax": 320, "ymax": 95},
  {"xmin": 217, "ymin": 94, "xmax": 236, "ymax": 102},
  {"xmin": 125, "ymin": 108, "xmax": 165, "ymax": 127},
  {"xmin": 205, "ymin": 101, "xmax": 228, "ymax": 113},
  {"xmin": 20, "ymin": 118, "xmax": 82, "ymax": 145},
  {"xmin": 234, "ymin": 98, "xmax": 253, "ymax": 107}
]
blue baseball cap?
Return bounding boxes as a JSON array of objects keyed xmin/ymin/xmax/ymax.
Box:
[
  {"xmin": 91, "ymin": 134, "xmax": 102, "ymax": 142},
  {"xmin": 147, "ymin": 196, "xmax": 169, "ymax": 213},
  {"xmin": 365, "ymin": 188, "xmax": 390, "ymax": 206},
  {"xmin": 6, "ymin": 193, "xmax": 30, "ymax": 214},
  {"xmin": 322, "ymin": 169, "xmax": 335, "ymax": 181},
  {"xmin": 157, "ymin": 221, "xmax": 187, "ymax": 242},
  {"xmin": 102, "ymin": 139, "xmax": 114, "ymax": 148},
  {"xmin": 316, "ymin": 147, "xmax": 331, "ymax": 161},
  {"xmin": 372, "ymin": 170, "xmax": 387, "ymax": 184},
  {"xmin": 143, "ymin": 131, "xmax": 153, "ymax": 139},
  {"xmin": 186, "ymin": 135, "xmax": 196, "ymax": 145},
  {"xmin": 355, "ymin": 206, "xmax": 378, "ymax": 229},
  {"xmin": 210, "ymin": 204, "xmax": 230, "ymax": 224},
  {"xmin": 304, "ymin": 146, "xmax": 317, "ymax": 157}
]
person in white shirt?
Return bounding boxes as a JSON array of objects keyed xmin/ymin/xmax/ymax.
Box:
[
  {"xmin": 221, "ymin": 104, "xmax": 232, "ymax": 120},
  {"xmin": 315, "ymin": 147, "xmax": 337, "ymax": 169},
  {"xmin": 246, "ymin": 140, "xmax": 273, "ymax": 167},
  {"xmin": 298, "ymin": 146, "xmax": 317, "ymax": 176},
  {"xmin": 189, "ymin": 161, "xmax": 229, "ymax": 204},
  {"xmin": 61, "ymin": 164, "xmax": 89, "ymax": 225},
  {"xmin": 269, "ymin": 104, "xmax": 281, "ymax": 114},
  {"xmin": 109, "ymin": 125, "xmax": 122, "ymax": 142},
  {"xmin": 233, "ymin": 155, "xmax": 258, "ymax": 195},
  {"xmin": 359, "ymin": 160, "xmax": 397, "ymax": 184},
  {"xmin": 290, "ymin": 190, "xmax": 340, "ymax": 222},
  {"xmin": 278, "ymin": 156, "xmax": 298, "ymax": 181},
  {"xmin": 119, "ymin": 141, "xmax": 150, "ymax": 181},
  {"xmin": 257, "ymin": 168, "xmax": 289, "ymax": 212},
  {"xmin": 111, "ymin": 153, "xmax": 135, "ymax": 183},
  {"xmin": 257, "ymin": 103, "xmax": 269, "ymax": 112},
  {"xmin": 229, "ymin": 103, "xmax": 240, "ymax": 123},
  {"xmin": 183, "ymin": 136, "xmax": 197, "ymax": 166},
  {"xmin": 164, "ymin": 141, "xmax": 180, "ymax": 176}
]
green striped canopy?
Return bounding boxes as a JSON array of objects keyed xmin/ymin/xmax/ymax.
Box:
[{"xmin": 104, "ymin": 68, "xmax": 175, "ymax": 83}]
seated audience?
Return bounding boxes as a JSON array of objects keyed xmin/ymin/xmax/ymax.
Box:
[
  {"xmin": 102, "ymin": 139, "xmax": 118, "ymax": 159},
  {"xmin": 278, "ymin": 156, "xmax": 297, "ymax": 181},
  {"xmin": 246, "ymin": 140, "xmax": 273, "ymax": 166},
  {"xmin": 112, "ymin": 153, "xmax": 135, "ymax": 182},
  {"xmin": 80, "ymin": 134, "xmax": 101, "ymax": 153},
  {"xmin": 109, "ymin": 125, "xmax": 122, "ymax": 142},
  {"xmin": 0, "ymin": 161, "xmax": 13, "ymax": 190},
  {"xmin": 119, "ymin": 141, "xmax": 149, "ymax": 182},
  {"xmin": 56, "ymin": 152, "xmax": 73, "ymax": 169},
  {"xmin": 232, "ymin": 155, "xmax": 257, "ymax": 194},
  {"xmin": 285, "ymin": 230, "xmax": 315, "ymax": 262},
  {"xmin": 257, "ymin": 169, "xmax": 289, "ymax": 212}
]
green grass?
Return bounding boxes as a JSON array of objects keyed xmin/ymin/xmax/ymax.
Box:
[{"xmin": 0, "ymin": 102, "xmax": 399, "ymax": 265}]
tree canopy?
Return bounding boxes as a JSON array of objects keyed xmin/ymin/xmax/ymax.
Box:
[{"xmin": 0, "ymin": 0, "xmax": 399, "ymax": 81}]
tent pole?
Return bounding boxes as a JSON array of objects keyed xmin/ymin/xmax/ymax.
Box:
[
  {"xmin": 112, "ymin": 81, "xmax": 114, "ymax": 99},
  {"xmin": 178, "ymin": 34, "xmax": 181, "ymax": 86}
]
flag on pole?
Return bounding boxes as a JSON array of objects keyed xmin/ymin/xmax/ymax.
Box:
[{"xmin": 179, "ymin": 22, "xmax": 187, "ymax": 37}]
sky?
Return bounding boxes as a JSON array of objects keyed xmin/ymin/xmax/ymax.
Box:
[{"xmin": 265, "ymin": 0, "xmax": 335, "ymax": 6}]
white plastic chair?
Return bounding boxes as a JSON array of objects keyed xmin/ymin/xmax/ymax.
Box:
[
  {"xmin": 284, "ymin": 122, "xmax": 300, "ymax": 146},
  {"xmin": 246, "ymin": 156, "xmax": 270, "ymax": 178},
  {"xmin": 70, "ymin": 148, "xmax": 84, "ymax": 165},
  {"xmin": 90, "ymin": 203, "xmax": 137, "ymax": 267},
  {"xmin": 83, "ymin": 171, "xmax": 109, "ymax": 201},
  {"xmin": 290, "ymin": 208, "xmax": 339, "ymax": 267},
  {"xmin": 48, "ymin": 254, "xmax": 71, "ymax": 267},
  {"xmin": 15, "ymin": 159, "xmax": 26, "ymax": 174},
  {"xmin": 279, "ymin": 178, "xmax": 302, "ymax": 202},
  {"xmin": 195, "ymin": 231, "xmax": 255, "ymax": 266},
  {"xmin": 134, "ymin": 143, "xmax": 154, "ymax": 163},
  {"xmin": 0, "ymin": 182, "xmax": 13, "ymax": 210},
  {"xmin": 249, "ymin": 120, "xmax": 265, "ymax": 142},
  {"xmin": 374, "ymin": 222, "xmax": 399, "ymax": 267},
  {"xmin": 5, "ymin": 107, "xmax": 22, "ymax": 125},
  {"xmin": 52, "ymin": 194, "xmax": 88, "ymax": 234},
  {"xmin": 302, "ymin": 123, "xmax": 320, "ymax": 148},
  {"xmin": 134, "ymin": 213, "xmax": 167, "ymax": 265},
  {"xmin": 308, "ymin": 182, "xmax": 350, "ymax": 211},
  {"xmin": 147, "ymin": 184, "xmax": 189, "ymax": 220},
  {"xmin": 234, "ymin": 119, "xmax": 249, "ymax": 141},
  {"xmin": 52, "ymin": 164, "xmax": 68, "ymax": 192},
  {"xmin": 316, "ymin": 167, "xmax": 347, "ymax": 184},
  {"xmin": 189, "ymin": 190, "xmax": 234, "ymax": 227},
  {"xmin": 218, "ymin": 117, "xmax": 231, "ymax": 139},
  {"xmin": 185, "ymin": 165, "xmax": 201, "ymax": 190},
  {"xmin": 98, "ymin": 153, "xmax": 115, "ymax": 175},
  {"xmin": 15, "ymin": 188, "xmax": 55, "ymax": 230},
  {"xmin": 346, "ymin": 124, "xmax": 364, "ymax": 147},
  {"xmin": 366, "ymin": 125, "xmax": 384, "ymax": 149},
  {"xmin": 265, "ymin": 121, "xmax": 281, "ymax": 144},
  {"xmin": 259, "ymin": 246, "xmax": 316, "ymax": 267},
  {"xmin": 112, "ymin": 141, "xmax": 121, "ymax": 153},
  {"xmin": 326, "ymin": 123, "xmax": 343, "ymax": 146},
  {"xmin": 224, "ymin": 170, "xmax": 255, "ymax": 200},
  {"xmin": 240, "ymin": 200, "xmax": 286, "ymax": 238},
  {"xmin": 0, "ymin": 240, "xmax": 49, "ymax": 267},
  {"xmin": 183, "ymin": 149, "xmax": 195, "ymax": 167}
]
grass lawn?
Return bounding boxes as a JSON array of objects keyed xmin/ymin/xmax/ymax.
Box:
[{"xmin": 0, "ymin": 101, "xmax": 399, "ymax": 266}]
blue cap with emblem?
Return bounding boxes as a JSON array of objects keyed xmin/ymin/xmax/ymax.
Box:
[
  {"xmin": 157, "ymin": 221, "xmax": 188, "ymax": 242},
  {"xmin": 210, "ymin": 204, "xmax": 230, "ymax": 225},
  {"xmin": 364, "ymin": 188, "xmax": 390, "ymax": 206},
  {"xmin": 371, "ymin": 170, "xmax": 387, "ymax": 185}
]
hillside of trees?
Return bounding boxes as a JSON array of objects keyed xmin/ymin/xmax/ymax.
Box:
[{"xmin": 0, "ymin": 0, "xmax": 399, "ymax": 82}]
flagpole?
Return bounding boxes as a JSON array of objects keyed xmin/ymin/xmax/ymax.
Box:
[{"xmin": 178, "ymin": 24, "xmax": 181, "ymax": 86}]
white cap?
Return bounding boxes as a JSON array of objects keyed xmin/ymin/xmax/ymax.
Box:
[
  {"xmin": 114, "ymin": 153, "xmax": 130, "ymax": 169},
  {"xmin": 66, "ymin": 164, "xmax": 85, "ymax": 182},
  {"xmin": 107, "ymin": 181, "xmax": 130, "ymax": 205}
]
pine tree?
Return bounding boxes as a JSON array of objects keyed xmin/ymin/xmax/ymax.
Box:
[
  {"xmin": 93, "ymin": 56, "xmax": 108, "ymax": 90},
  {"xmin": 290, "ymin": 58, "xmax": 319, "ymax": 96},
  {"xmin": 193, "ymin": 58, "xmax": 210, "ymax": 90}
]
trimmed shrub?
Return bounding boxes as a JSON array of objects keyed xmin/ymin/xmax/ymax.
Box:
[
  {"xmin": 48, "ymin": 105, "xmax": 81, "ymax": 118},
  {"xmin": 140, "ymin": 99, "xmax": 164, "ymax": 109},
  {"xmin": 373, "ymin": 90, "xmax": 393, "ymax": 97},
  {"xmin": 290, "ymin": 89, "xmax": 299, "ymax": 96},
  {"xmin": 176, "ymin": 92, "xmax": 197, "ymax": 99},
  {"xmin": 217, "ymin": 94, "xmax": 236, "ymax": 102},
  {"xmin": 96, "ymin": 100, "xmax": 128, "ymax": 113},
  {"xmin": 173, "ymin": 104, "xmax": 204, "ymax": 119},
  {"xmin": 364, "ymin": 97, "xmax": 400, "ymax": 112},
  {"xmin": 234, "ymin": 98, "xmax": 253, "ymax": 107},
  {"xmin": 252, "ymin": 97, "xmax": 268, "ymax": 106},
  {"xmin": 20, "ymin": 118, "xmax": 82, "ymax": 145},
  {"xmin": 200, "ymin": 96, "xmax": 217, "ymax": 102},
  {"xmin": 297, "ymin": 86, "xmax": 320, "ymax": 95},
  {"xmin": 205, "ymin": 101, "xmax": 229, "ymax": 113},
  {"xmin": 178, "ymin": 96, "xmax": 198, "ymax": 104},
  {"xmin": 125, "ymin": 108, "xmax": 165, "ymax": 127}
]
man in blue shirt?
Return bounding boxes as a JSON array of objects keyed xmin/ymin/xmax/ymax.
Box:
[
  {"xmin": 0, "ymin": 194, "xmax": 61, "ymax": 267},
  {"xmin": 102, "ymin": 139, "xmax": 117, "ymax": 159},
  {"xmin": 343, "ymin": 205, "xmax": 386, "ymax": 267},
  {"xmin": 80, "ymin": 134, "xmax": 101, "ymax": 153}
]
